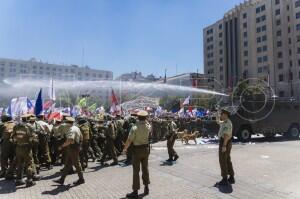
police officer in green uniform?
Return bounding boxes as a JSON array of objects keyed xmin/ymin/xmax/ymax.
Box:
[
  {"xmin": 166, "ymin": 118, "xmax": 179, "ymax": 162},
  {"xmin": 53, "ymin": 117, "xmax": 85, "ymax": 185},
  {"xmin": 77, "ymin": 116, "xmax": 92, "ymax": 170},
  {"xmin": 51, "ymin": 118, "xmax": 64, "ymax": 165},
  {"xmin": 11, "ymin": 115, "xmax": 36, "ymax": 187},
  {"xmin": 28, "ymin": 116, "xmax": 41, "ymax": 174},
  {"xmin": 123, "ymin": 110, "xmax": 151, "ymax": 198},
  {"xmin": 0, "ymin": 115, "xmax": 15, "ymax": 178},
  {"xmin": 215, "ymin": 108, "xmax": 235, "ymax": 186}
]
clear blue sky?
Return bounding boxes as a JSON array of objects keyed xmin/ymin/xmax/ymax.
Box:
[{"xmin": 0, "ymin": 0, "xmax": 243, "ymax": 78}]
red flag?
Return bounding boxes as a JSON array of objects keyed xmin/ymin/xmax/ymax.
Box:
[{"xmin": 110, "ymin": 89, "xmax": 120, "ymax": 115}]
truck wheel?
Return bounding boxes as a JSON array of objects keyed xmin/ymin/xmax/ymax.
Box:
[
  {"xmin": 238, "ymin": 126, "xmax": 252, "ymax": 142},
  {"xmin": 287, "ymin": 125, "xmax": 300, "ymax": 140}
]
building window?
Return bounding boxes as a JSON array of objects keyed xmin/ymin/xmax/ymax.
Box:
[
  {"xmin": 289, "ymin": 38, "xmax": 292, "ymax": 44},
  {"xmin": 219, "ymin": 41, "xmax": 223, "ymax": 46},
  {"xmin": 258, "ymin": 57, "xmax": 263, "ymax": 63},
  {"xmin": 258, "ymin": 67, "xmax": 263, "ymax": 73},
  {"xmin": 275, "ymin": 9, "xmax": 280, "ymax": 15},
  {"xmin": 244, "ymin": 41, "xmax": 248, "ymax": 47},
  {"xmin": 257, "ymin": 27, "xmax": 261, "ymax": 33},
  {"xmin": 256, "ymin": 7, "xmax": 261, "ymax": 13},
  {"xmin": 262, "ymin": 25, "xmax": 266, "ymax": 31},
  {"xmin": 244, "ymin": 60, "xmax": 248, "ymax": 66},
  {"xmin": 288, "ymin": 16, "xmax": 290, "ymax": 22},
  {"xmin": 220, "ymin": 66, "xmax": 223, "ymax": 72},
  {"xmin": 297, "ymin": 35, "xmax": 300, "ymax": 42},
  {"xmin": 219, "ymin": 58, "xmax": 223, "ymax": 63},
  {"xmin": 279, "ymin": 74, "xmax": 284, "ymax": 81},
  {"xmin": 244, "ymin": 51, "xmax": 248, "ymax": 56},
  {"xmin": 243, "ymin": 22, "xmax": 247, "ymax": 28},
  {"xmin": 277, "ymin": 41, "xmax": 282, "ymax": 47},
  {"xmin": 243, "ymin": 13, "xmax": 247, "ymax": 19},
  {"xmin": 263, "ymin": 56, "xmax": 268, "ymax": 62},
  {"xmin": 289, "ymin": 49, "xmax": 292, "ymax": 56},
  {"xmin": 219, "ymin": 24, "xmax": 222, "ymax": 29},
  {"xmin": 219, "ymin": 33, "xmax": 222, "ymax": 38},
  {"xmin": 261, "ymin": 5, "xmax": 266, "ymax": 11},
  {"xmin": 290, "ymin": 60, "xmax": 293, "ymax": 67},
  {"xmin": 288, "ymin": 26, "xmax": 291, "ymax": 33},
  {"xmin": 257, "ymin": 37, "xmax": 261, "ymax": 43},
  {"xmin": 263, "ymin": 45, "xmax": 267, "ymax": 51},
  {"xmin": 296, "ymin": 24, "xmax": 300, "ymax": 31},
  {"xmin": 298, "ymin": 48, "xmax": 300, "ymax": 54},
  {"xmin": 243, "ymin": 32, "xmax": 247, "ymax": 37},
  {"xmin": 278, "ymin": 52, "xmax": 283, "ymax": 58},
  {"xmin": 276, "ymin": 19, "xmax": 281, "ymax": 26},
  {"xmin": 275, "ymin": 0, "xmax": 280, "ymax": 5},
  {"xmin": 219, "ymin": 49, "xmax": 223, "ymax": 54},
  {"xmin": 277, "ymin": 30, "xmax": 282, "ymax": 36},
  {"xmin": 262, "ymin": 35, "xmax": 267, "ymax": 41},
  {"xmin": 296, "ymin": 0, "xmax": 300, "ymax": 8},
  {"xmin": 261, "ymin": 15, "xmax": 266, "ymax": 21},
  {"xmin": 278, "ymin": 63, "xmax": 283, "ymax": 69},
  {"xmin": 256, "ymin": 17, "xmax": 261, "ymax": 23},
  {"xmin": 287, "ymin": 5, "xmax": 290, "ymax": 10},
  {"xmin": 257, "ymin": 47, "xmax": 262, "ymax": 53},
  {"xmin": 296, "ymin": 12, "xmax": 300, "ymax": 19}
]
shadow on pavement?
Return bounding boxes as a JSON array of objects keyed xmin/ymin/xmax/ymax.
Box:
[
  {"xmin": 159, "ymin": 161, "xmax": 176, "ymax": 166},
  {"xmin": 41, "ymin": 171, "xmax": 61, "ymax": 180},
  {"xmin": 119, "ymin": 193, "xmax": 147, "ymax": 199},
  {"xmin": 42, "ymin": 184, "xmax": 71, "ymax": 195},
  {"xmin": 0, "ymin": 179, "xmax": 16, "ymax": 194}
]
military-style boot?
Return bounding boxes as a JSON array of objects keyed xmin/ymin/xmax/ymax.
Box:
[
  {"xmin": 15, "ymin": 179, "xmax": 26, "ymax": 186},
  {"xmin": 73, "ymin": 173, "xmax": 85, "ymax": 185},
  {"xmin": 46, "ymin": 163, "xmax": 53, "ymax": 170},
  {"xmin": 166, "ymin": 156, "xmax": 173, "ymax": 162},
  {"xmin": 144, "ymin": 185, "xmax": 149, "ymax": 195},
  {"xmin": 126, "ymin": 190, "xmax": 138, "ymax": 198},
  {"xmin": 26, "ymin": 179, "xmax": 36, "ymax": 187},
  {"xmin": 228, "ymin": 176, "xmax": 235, "ymax": 184},
  {"xmin": 173, "ymin": 154, "xmax": 179, "ymax": 161},
  {"xmin": 215, "ymin": 178, "xmax": 229, "ymax": 186}
]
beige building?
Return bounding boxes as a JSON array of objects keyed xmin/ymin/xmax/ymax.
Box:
[
  {"xmin": 0, "ymin": 57, "xmax": 113, "ymax": 81},
  {"xmin": 204, "ymin": 0, "xmax": 300, "ymax": 98}
]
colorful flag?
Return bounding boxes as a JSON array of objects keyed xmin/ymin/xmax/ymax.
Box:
[
  {"xmin": 10, "ymin": 97, "xmax": 28, "ymax": 117},
  {"xmin": 182, "ymin": 96, "xmax": 190, "ymax": 106},
  {"xmin": 110, "ymin": 89, "xmax": 120, "ymax": 115},
  {"xmin": 35, "ymin": 89, "xmax": 43, "ymax": 116},
  {"xmin": 88, "ymin": 103, "xmax": 97, "ymax": 112},
  {"xmin": 78, "ymin": 98, "xmax": 87, "ymax": 107}
]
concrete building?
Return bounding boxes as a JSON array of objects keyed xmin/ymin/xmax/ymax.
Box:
[
  {"xmin": 0, "ymin": 57, "xmax": 113, "ymax": 81},
  {"xmin": 204, "ymin": 0, "xmax": 300, "ymax": 98},
  {"xmin": 156, "ymin": 73, "xmax": 210, "ymax": 89},
  {"xmin": 116, "ymin": 71, "xmax": 160, "ymax": 82}
]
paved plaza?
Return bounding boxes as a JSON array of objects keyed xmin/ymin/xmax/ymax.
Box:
[{"xmin": 0, "ymin": 137, "xmax": 299, "ymax": 199}]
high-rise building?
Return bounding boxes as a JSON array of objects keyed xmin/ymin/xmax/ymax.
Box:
[
  {"xmin": 204, "ymin": 0, "xmax": 300, "ymax": 98},
  {"xmin": 0, "ymin": 57, "xmax": 113, "ymax": 81}
]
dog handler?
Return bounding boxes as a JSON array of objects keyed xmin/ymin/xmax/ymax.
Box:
[
  {"xmin": 215, "ymin": 108, "xmax": 235, "ymax": 186},
  {"xmin": 123, "ymin": 110, "xmax": 151, "ymax": 198}
]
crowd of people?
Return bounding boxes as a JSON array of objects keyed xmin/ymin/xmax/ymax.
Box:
[{"xmin": 0, "ymin": 108, "xmax": 235, "ymax": 198}]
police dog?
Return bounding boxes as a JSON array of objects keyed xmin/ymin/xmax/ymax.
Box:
[
  {"xmin": 181, "ymin": 131, "xmax": 200, "ymax": 145},
  {"xmin": 177, "ymin": 129, "xmax": 189, "ymax": 140}
]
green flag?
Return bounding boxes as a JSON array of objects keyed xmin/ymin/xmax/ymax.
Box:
[
  {"xmin": 88, "ymin": 103, "xmax": 97, "ymax": 112},
  {"xmin": 78, "ymin": 98, "xmax": 87, "ymax": 107}
]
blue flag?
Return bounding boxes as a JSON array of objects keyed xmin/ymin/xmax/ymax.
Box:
[{"xmin": 34, "ymin": 89, "xmax": 43, "ymax": 116}]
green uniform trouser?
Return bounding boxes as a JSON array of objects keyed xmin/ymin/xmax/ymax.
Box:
[
  {"xmin": 32, "ymin": 141, "xmax": 40, "ymax": 169},
  {"xmin": 101, "ymin": 137, "xmax": 118, "ymax": 163},
  {"xmin": 38, "ymin": 134, "xmax": 51, "ymax": 164},
  {"xmin": 53, "ymin": 138, "xmax": 64, "ymax": 164},
  {"xmin": 0, "ymin": 141, "xmax": 15, "ymax": 172},
  {"xmin": 219, "ymin": 138, "xmax": 234, "ymax": 178},
  {"xmin": 61, "ymin": 144, "xmax": 83, "ymax": 180},
  {"xmin": 132, "ymin": 145, "xmax": 150, "ymax": 191},
  {"xmin": 80, "ymin": 140, "xmax": 90, "ymax": 168},
  {"xmin": 167, "ymin": 134, "xmax": 177, "ymax": 159},
  {"xmin": 15, "ymin": 146, "xmax": 34, "ymax": 180}
]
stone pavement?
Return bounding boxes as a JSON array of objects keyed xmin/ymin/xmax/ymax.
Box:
[{"xmin": 0, "ymin": 137, "xmax": 299, "ymax": 199}]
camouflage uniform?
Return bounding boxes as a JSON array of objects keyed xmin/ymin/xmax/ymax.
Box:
[
  {"xmin": 0, "ymin": 120, "xmax": 15, "ymax": 178},
  {"xmin": 78, "ymin": 121, "xmax": 92, "ymax": 169},
  {"xmin": 100, "ymin": 121, "xmax": 118, "ymax": 166},
  {"xmin": 166, "ymin": 120, "xmax": 179, "ymax": 161},
  {"xmin": 12, "ymin": 122, "xmax": 35, "ymax": 187}
]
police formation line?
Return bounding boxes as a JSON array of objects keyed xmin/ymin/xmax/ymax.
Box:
[{"xmin": 0, "ymin": 109, "xmax": 235, "ymax": 198}]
